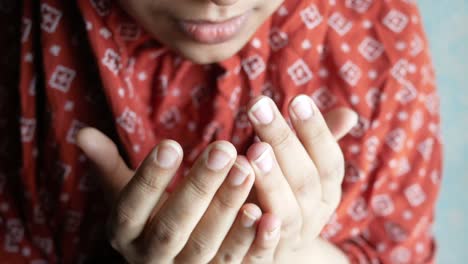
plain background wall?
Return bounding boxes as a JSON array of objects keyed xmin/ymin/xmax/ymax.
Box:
[{"xmin": 418, "ymin": 1, "xmax": 468, "ymax": 263}]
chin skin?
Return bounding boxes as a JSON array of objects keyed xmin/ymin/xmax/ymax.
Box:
[
  {"xmin": 175, "ymin": 46, "xmax": 240, "ymax": 65},
  {"xmin": 153, "ymin": 36, "xmax": 243, "ymax": 64}
]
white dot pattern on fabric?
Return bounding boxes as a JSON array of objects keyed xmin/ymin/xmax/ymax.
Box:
[{"xmin": 0, "ymin": 0, "xmax": 442, "ymax": 263}]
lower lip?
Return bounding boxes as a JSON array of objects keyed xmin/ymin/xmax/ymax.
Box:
[{"xmin": 178, "ymin": 13, "xmax": 250, "ymax": 44}]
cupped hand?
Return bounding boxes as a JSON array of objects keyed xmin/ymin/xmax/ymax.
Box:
[
  {"xmin": 242, "ymin": 95, "xmax": 358, "ymax": 262},
  {"xmin": 77, "ymin": 129, "xmax": 277, "ymax": 264}
]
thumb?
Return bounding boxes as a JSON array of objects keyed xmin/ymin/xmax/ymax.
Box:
[
  {"xmin": 76, "ymin": 127, "xmax": 133, "ymax": 202},
  {"xmin": 324, "ymin": 107, "xmax": 359, "ymax": 141}
]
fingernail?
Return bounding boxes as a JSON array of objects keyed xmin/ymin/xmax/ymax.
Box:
[
  {"xmin": 154, "ymin": 142, "xmax": 180, "ymax": 169},
  {"xmin": 241, "ymin": 209, "xmax": 260, "ymax": 228},
  {"xmin": 228, "ymin": 162, "xmax": 250, "ymax": 186},
  {"xmin": 249, "ymin": 98, "xmax": 274, "ymax": 125},
  {"xmin": 264, "ymin": 225, "xmax": 280, "ymax": 240},
  {"xmin": 254, "ymin": 148, "xmax": 273, "ymax": 174},
  {"xmin": 291, "ymin": 95, "xmax": 314, "ymax": 120},
  {"xmin": 206, "ymin": 146, "xmax": 234, "ymax": 171}
]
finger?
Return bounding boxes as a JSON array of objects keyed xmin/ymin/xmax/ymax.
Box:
[
  {"xmin": 76, "ymin": 127, "xmax": 133, "ymax": 202},
  {"xmin": 288, "ymin": 95, "xmax": 356, "ymax": 206},
  {"xmin": 244, "ymin": 214, "xmax": 281, "ymax": 264},
  {"xmin": 139, "ymin": 141, "xmax": 237, "ymax": 259},
  {"xmin": 246, "ymin": 142, "xmax": 301, "ymax": 238},
  {"xmin": 212, "ymin": 204, "xmax": 262, "ymax": 264},
  {"xmin": 107, "ymin": 140, "xmax": 183, "ymax": 248},
  {"xmin": 177, "ymin": 156, "xmax": 255, "ymax": 263},
  {"xmin": 247, "ymin": 96, "xmax": 321, "ymax": 201},
  {"xmin": 324, "ymin": 107, "xmax": 359, "ymax": 140}
]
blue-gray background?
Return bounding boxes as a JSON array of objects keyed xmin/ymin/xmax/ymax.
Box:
[{"xmin": 419, "ymin": 1, "xmax": 468, "ymax": 263}]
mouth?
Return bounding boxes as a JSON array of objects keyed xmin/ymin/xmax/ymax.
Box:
[{"xmin": 177, "ymin": 12, "xmax": 251, "ymax": 45}]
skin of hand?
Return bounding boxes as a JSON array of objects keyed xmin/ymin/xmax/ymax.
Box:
[
  {"xmin": 240, "ymin": 95, "xmax": 358, "ymax": 263},
  {"xmin": 77, "ymin": 129, "xmax": 278, "ymax": 264},
  {"xmin": 76, "ymin": 94, "xmax": 356, "ymax": 264}
]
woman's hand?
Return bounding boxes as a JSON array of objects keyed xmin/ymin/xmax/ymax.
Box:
[
  {"xmin": 76, "ymin": 129, "xmax": 277, "ymax": 264},
  {"xmin": 243, "ymin": 95, "xmax": 358, "ymax": 263}
]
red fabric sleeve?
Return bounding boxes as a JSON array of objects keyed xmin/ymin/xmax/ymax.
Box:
[
  {"xmin": 337, "ymin": 100, "xmax": 442, "ymax": 264},
  {"xmin": 326, "ymin": 21, "xmax": 442, "ymax": 264}
]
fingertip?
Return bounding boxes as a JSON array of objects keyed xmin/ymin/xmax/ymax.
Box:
[
  {"xmin": 262, "ymin": 219, "xmax": 281, "ymax": 240},
  {"xmin": 158, "ymin": 139, "xmax": 184, "ymax": 159},
  {"xmin": 76, "ymin": 127, "xmax": 113, "ymax": 154},
  {"xmin": 213, "ymin": 140, "xmax": 238, "ymax": 158},
  {"xmin": 242, "ymin": 203, "xmax": 262, "ymax": 217},
  {"xmin": 343, "ymin": 108, "xmax": 359, "ymax": 127},
  {"xmin": 76, "ymin": 128, "xmax": 132, "ymax": 202},
  {"xmin": 241, "ymin": 203, "xmax": 262, "ymax": 228},
  {"xmin": 234, "ymin": 155, "xmax": 249, "ymax": 166},
  {"xmin": 246, "ymin": 142, "xmax": 276, "ymax": 177},
  {"xmin": 245, "ymin": 142, "xmax": 270, "ymax": 162},
  {"xmin": 341, "ymin": 108, "xmax": 359, "ymax": 136},
  {"xmin": 247, "ymin": 95, "xmax": 273, "ymax": 111},
  {"xmin": 256, "ymin": 213, "xmax": 281, "ymax": 243},
  {"xmin": 258, "ymin": 213, "xmax": 282, "ymax": 230},
  {"xmin": 76, "ymin": 127, "xmax": 121, "ymax": 174},
  {"xmin": 289, "ymin": 94, "xmax": 315, "ymax": 108},
  {"xmin": 233, "ymin": 156, "xmax": 253, "ymax": 174},
  {"xmin": 76, "ymin": 127, "xmax": 95, "ymax": 151},
  {"xmin": 325, "ymin": 107, "xmax": 360, "ymax": 140}
]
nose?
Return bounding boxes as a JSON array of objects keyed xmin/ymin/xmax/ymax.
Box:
[{"xmin": 210, "ymin": 0, "xmax": 238, "ymax": 6}]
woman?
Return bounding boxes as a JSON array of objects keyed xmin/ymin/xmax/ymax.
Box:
[{"xmin": 0, "ymin": 0, "xmax": 442, "ymax": 263}]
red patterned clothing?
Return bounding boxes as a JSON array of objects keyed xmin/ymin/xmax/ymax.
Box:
[{"xmin": 0, "ymin": 0, "xmax": 442, "ymax": 263}]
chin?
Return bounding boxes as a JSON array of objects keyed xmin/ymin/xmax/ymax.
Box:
[
  {"xmin": 180, "ymin": 48, "xmax": 239, "ymax": 64},
  {"xmin": 171, "ymin": 40, "xmax": 247, "ymax": 65}
]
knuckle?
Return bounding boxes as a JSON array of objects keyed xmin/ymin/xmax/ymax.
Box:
[
  {"xmin": 188, "ymin": 233, "xmax": 217, "ymax": 260},
  {"xmin": 308, "ymin": 126, "xmax": 329, "ymax": 146},
  {"xmin": 268, "ymin": 128, "xmax": 294, "ymax": 151},
  {"xmin": 321, "ymin": 152, "xmax": 345, "ymax": 180},
  {"xmin": 293, "ymin": 168, "xmax": 320, "ymax": 198},
  {"xmin": 146, "ymin": 216, "xmax": 181, "ymax": 250},
  {"xmin": 246, "ymin": 252, "xmax": 272, "ymax": 263},
  {"xmin": 108, "ymin": 204, "xmax": 138, "ymax": 237},
  {"xmin": 320, "ymin": 170, "xmax": 343, "ymax": 208},
  {"xmin": 213, "ymin": 191, "xmax": 240, "ymax": 211},
  {"xmin": 229, "ymin": 231, "xmax": 251, "ymax": 248},
  {"xmin": 186, "ymin": 174, "xmax": 214, "ymax": 201},
  {"xmin": 134, "ymin": 168, "xmax": 165, "ymax": 194},
  {"xmin": 222, "ymin": 253, "xmax": 234, "ymax": 263},
  {"xmin": 294, "ymin": 178, "xmax": 312, "ymax": 198},
  {"xmin": 255, "ymin": 238, "xmax": 276, "ymax": 251}
]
